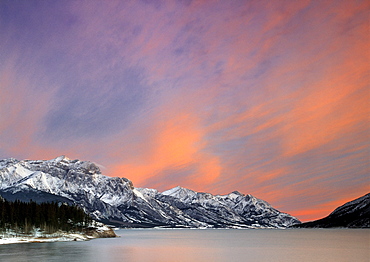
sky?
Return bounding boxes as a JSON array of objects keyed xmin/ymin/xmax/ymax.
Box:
[{"xmin": 0, "ymin": 0, "xmax": 369, "ymax": 222}]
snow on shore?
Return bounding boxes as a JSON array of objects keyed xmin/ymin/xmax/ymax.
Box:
[
  {"xmin": 0, "ymin": 223, "xmax": 117, "ymax": 245},
  {"xmin": 0, "ymin": 233, "xmax": 93, "ymax": 245}
]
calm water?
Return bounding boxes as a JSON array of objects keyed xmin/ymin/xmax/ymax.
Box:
[{"xmin": 0, "ymin": 229, "xmax": 368, "ymax": 262}]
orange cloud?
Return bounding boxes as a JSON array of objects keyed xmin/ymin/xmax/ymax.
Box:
[
  {"xmin": 206, "ymin": 0, "xmax": 369, "ymax": 160},
  {"xmin": 108, "ymin": 89, "xmax": 222, "ymax": 191},
  {"xmin": 282, "ymin": 62, "xmax": 369, "ymax": 156},
  {"xmin": 256, "ymin": 168, "xmax": 288, "ymax": 183}
]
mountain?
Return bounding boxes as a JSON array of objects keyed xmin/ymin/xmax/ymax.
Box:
[
  {"xmin": 0, "ymin": 156, "xmax": 300, "ymax": 228},
  {"xmin": 157, "ymin": 186, "xmax": 299, "ymax": 228},
  {"xmin": 293, "ymin": 193, "xmax": 370, "ymax": 228}
]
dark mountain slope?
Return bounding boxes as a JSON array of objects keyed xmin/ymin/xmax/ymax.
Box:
[{"xmin": 293, "ymin": 193, "xmax": 369, "ymax": 228}]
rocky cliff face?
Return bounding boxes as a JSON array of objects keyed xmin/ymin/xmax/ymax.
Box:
[
  {"xmin": 0, "ymin": 156, "xmax": 300, "ymax": 228},
  {"xmin": 293, "ymin": 193, "xmax": 369, "ymax": 228}
]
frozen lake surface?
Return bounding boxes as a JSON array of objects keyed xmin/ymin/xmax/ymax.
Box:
[{"xmin": 0, "ymin": 228, "xmax": 368, "ymax": 262}]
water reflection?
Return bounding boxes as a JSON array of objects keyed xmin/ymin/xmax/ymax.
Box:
[
  {"xmin": 0, "ymin": 241, "xmax": 90, "ymax": 262},
  {"xmin": 0, "ymin": 229, "xmax": 368, "ymax": 262}
]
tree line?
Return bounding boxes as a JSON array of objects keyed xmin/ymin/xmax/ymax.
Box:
[{"xmin": 0, "ymin": 197, "xmax": 92, "ymax": 234}]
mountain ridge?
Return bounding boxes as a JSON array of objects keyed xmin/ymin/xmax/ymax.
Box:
[{"xmin": 0, "ymin": 156, "xmax": 300, "ymax": 228}]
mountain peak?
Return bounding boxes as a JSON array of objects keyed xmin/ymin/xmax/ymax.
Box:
[
  {"xmin": 162, "ymin": 186, "xmax": 196, "ymax": 198},
  {"xmin": 48, "ymin": 155, "xmax": 71, "ymax": 164},
  {"xmin": 230, "ymin": 191, "xmax": 244, "ymax": 196}
]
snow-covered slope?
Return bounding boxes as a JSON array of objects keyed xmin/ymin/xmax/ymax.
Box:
[{"xmin": 0, "ymin": 156, "xmax": 300, "ymax": 228}]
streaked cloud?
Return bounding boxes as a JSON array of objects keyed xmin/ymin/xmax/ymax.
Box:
[{"xmin": 0, "ymin": 0, "xmax": 368, "ymax": 221}]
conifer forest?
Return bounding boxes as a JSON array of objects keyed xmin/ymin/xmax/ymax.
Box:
[{"xmin": 0, "ymin": 197, "xmax": 92, "ymax": 235}]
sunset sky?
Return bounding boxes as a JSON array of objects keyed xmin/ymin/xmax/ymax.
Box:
[{"xmin": 0, "ymin": 0, "xmax": 369, "ymax": 221}]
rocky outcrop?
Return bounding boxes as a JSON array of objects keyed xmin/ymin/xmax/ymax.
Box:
[{"xmin": 84, "ymin": 225, "xmax": 117, "ymax": 238}]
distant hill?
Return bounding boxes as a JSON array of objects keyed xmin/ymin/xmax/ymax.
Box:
[{"xmin": 292, "ymin": 193, "xmax": 369, "ymax": 228}]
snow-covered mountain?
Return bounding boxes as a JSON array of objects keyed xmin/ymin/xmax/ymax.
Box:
[
  {"xmin": 0, "ymin": 156, "xmax": 300, "ymax": 228},
  {"xmin": 157, "ymin": 186, "xmax": 299, "ymax": 228},
  {"xmin": 294, "ymin": 193, "xmax": 369, "ymax": 228}
]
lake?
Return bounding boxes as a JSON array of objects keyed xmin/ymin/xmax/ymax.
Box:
[{"xmin": 0, "ymin": 228, "xmax": 368, "ymax": 262}]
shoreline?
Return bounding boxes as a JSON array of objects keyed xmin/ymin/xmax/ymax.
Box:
[
  {"xmin": 0, "ymin": 233, "xmax": 94, "ymax": 245},
  {"xmin": 0, "ymin": 225, "xmax": 117, "ymax": 245}
]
